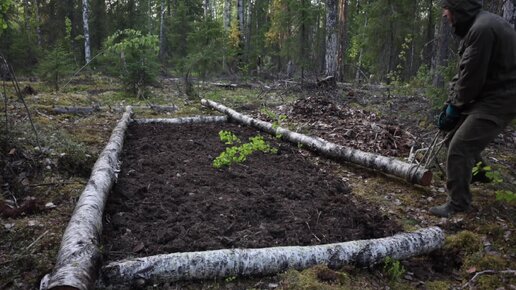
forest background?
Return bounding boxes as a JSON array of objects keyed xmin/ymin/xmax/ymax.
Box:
[{"xmin": 0, "ymin": 0, "xmax": 514, "ymax": 98}]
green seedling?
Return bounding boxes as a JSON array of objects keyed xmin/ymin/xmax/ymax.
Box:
[
  {"xmin": 213, "ymin": 131, "xmax": 277, "ymax": 169},
  {"xmin": 383, "ymin": 256, "xmax": 405, "ymax": 282}
]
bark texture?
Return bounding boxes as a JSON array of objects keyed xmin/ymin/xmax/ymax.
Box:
[
  {"xmin": 82, "ymin": 0, "xmax": 91, "ymax": 64},
  {"xmin": 133, "ymin": 116, "xmax": 227, "ymax": 125},
  {"xmin": 42, "ymin": 107, "xmax": 133, "ymax": 290},
  {"xmin": 202, "ymin": 99, "xmax": 432, "ymax": 186},
  {"xmin": 325, "ymin": 0, "xmax": 338, "ymax": 77},
  {"xmin": 101, "ymin": 227, "xmax": 444, "ymax": 286},
  {"xmin": 504, "ymin": 0, "xmax": 516, "ymax": 29}
]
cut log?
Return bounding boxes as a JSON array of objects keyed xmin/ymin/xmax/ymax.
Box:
[
  {"xmin": 133, "ymin": 115, "xmax": 227, "ymax": 125},
  {"xmin": 41, "ymin": 107, "xmax": 133, "ymax": 290},
  {"xmin": 201, "ymin": 99, "xmax": 432, "ymax": 186},
  {"xmin": 101, "ymin": 227, "xmax": 444, "ymax": 286}
]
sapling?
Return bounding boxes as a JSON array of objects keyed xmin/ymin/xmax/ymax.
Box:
[{"xmin": 213, "ymin": 131, "xmax": 277, "ymax": 168}]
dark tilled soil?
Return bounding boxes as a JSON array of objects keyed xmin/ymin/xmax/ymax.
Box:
[{"xmin": 102, "ymin": 122, "xmax": 402, "ymax": 261}]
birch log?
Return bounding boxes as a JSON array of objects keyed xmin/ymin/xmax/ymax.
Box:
[
  {"xmin": 201, "ymin": 99, "xmax": 432, "ymax": 186},
  {"xmin": 101, "ymin": 227, "xmax": 444, "ymax": 286},
  {"xmin": 42, "ymin": 107, "xmax": 133, "ymax": 290},
  {"xmin": 133, "ymin": 115, "xmax": 227, "ymax": 125}
]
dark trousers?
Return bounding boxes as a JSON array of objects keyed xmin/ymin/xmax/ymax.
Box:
[{"xmin": 446, "ymin": 114, "xmax": 514, "ymax": 210}]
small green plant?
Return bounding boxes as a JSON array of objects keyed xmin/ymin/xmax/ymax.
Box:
[
  {"xmin": 224, "ymin": 275, "xmax": 237, "ymax": 283},
  {"xmin": 213, "ymin": 131, "xmax": 277, "ymax": 169},
  {"xmin": 219, "ymin": 130, "xmax": 241, "ymax": 145},
  {"xmin": 383, "ymin": 256, "xmax": 405, "ymax": 281},
  {"xmin": 260, "ymin": 108, "xmax": 287, "ymax": 138},
  {"xmin": 472, "ymin": 162, "xmax": 503, "ymax": 184},
  {"xmin": 496, "ymin": 190, "xmax": 516, "ymax": 203}
]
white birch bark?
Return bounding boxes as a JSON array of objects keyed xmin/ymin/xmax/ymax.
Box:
[
  {"xmin": 41, "ymin": 107, "xmax": 133, "ymax": 290},
  {"xmin": 101, "ymin": 227, "xmax": 444, "ymax": 286},
  {"xmin": 82, "ymin": 0, "xmax": 92, "ymax": 64},
  {"xmin": 202, "ymin": 99, "xmax": 432, "ymax": 186},
  {"xmin": 133, "ymin": 116, "xmax": 227, "ymax": 124},
  {"xmin": 325, "ymin": 0, "xmax": 338, "ymax": 77},
  {"xmin": 503, "ymin": 0, "xmax": 516, "ymax": 29}
]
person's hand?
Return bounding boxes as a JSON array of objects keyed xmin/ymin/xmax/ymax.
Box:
[{"xmin": 437, "ymin": 104, "xmax": 460, "ymax": 131}]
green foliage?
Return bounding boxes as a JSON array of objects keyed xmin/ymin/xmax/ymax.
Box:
[
  {"xmin": 0, "ymin": 0, "xmax": 12, "ymax": 33},
  {"xmin": 102, "ymin": 29, "xmax": 159, "ymax": 97},
  {"xmin": 495, "ymin": 190, "xmax": 516, "ymax": 203},
  {"xmin": 213, "ymin": 131, "xmax": 277, "ymax": 169},
  {"xmin": 444, "ymin": 231, "xmax": 482, "ymax": 255},
  {"xmin": 383, "ymin": 256, "xmax": 405, "ymax": 281},
  {"xmin": 37, "ymin": 42, "xmax": 75, "ymax": 92},
  {"xmin": 184, "ymin": 19, "xmax": 225, "ymax": 79}
]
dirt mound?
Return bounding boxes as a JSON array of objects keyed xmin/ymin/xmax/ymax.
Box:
[
  {"xmin": 102, "ymin": 123, "xmax": 402, "ymax": 261},
  {"xmin": 287, "ymin": 96, "xmax": 416, "ymax": 157}
]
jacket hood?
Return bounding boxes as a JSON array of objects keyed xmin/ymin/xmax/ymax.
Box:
[{"xmin": 441, "ymin": 0, "xmax": 483, "ymax": 37}]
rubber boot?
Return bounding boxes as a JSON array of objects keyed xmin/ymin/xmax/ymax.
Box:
[{"xmin": 429, "ymin": 203, "xmax": 456, "ymax": 218}]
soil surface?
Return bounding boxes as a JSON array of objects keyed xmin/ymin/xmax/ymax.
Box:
[{"xmin": 103, "ymin": 122, "xmax": 402, "ymax": 261}]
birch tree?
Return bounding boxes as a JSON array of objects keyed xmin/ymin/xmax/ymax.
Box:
[
  {"xmin": 82, "ymin": 0, "xmax": 91, "ymax": 64},
  {"xmin": 325, "ymin": 0, "xmax": 338, "ymax": 77}
]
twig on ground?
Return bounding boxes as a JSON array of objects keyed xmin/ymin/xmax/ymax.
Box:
[
  {"xmin": 461, "ymin": 269, "xmax": 516, "ymax": 289},
  {"xmin": 26, "ymin": 230, "xmax": 49, "ymax": 251}
]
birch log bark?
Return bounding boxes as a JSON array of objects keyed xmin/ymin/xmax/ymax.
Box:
[
  {"xmin": 101, "ymin": 227, "xmax": 444, "ymax": 286},
  {"xmin": 325, "ymin": 0, "xmax": 338, "ymax": 77},
  {"xmin": 201, "ymin": 99, "xmax": 432, "ymax": 186},
  {"xmin": 41, "ymin": 107, "xmax": 133, "ymax": 290},
  {"xmin": 503, "ymin": 0, "xmax": 516, "ymax": 29},
  {"xmin": 82, "ymin": 0, "xmax": 92, "ymax": 64}
]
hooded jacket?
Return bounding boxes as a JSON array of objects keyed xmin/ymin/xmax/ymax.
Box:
[{"xmin": 442, "ymin": 0, "xmax": 516, "ymax": 117}]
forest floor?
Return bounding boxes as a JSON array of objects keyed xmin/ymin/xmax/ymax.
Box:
[{"xmin": 0, "ymin": 75, "xmax": 514, "ymax": 290}]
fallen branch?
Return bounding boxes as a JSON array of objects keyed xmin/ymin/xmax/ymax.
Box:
[
  {"xmin": 201, "ymin": 99, "xmax": 432, "ymax": 186},
  {"xmin": 133, "ymin": 115, "xmax": 227, "ymax": 125},
  {"xmin": 101, "ymin": 227, "xmax": 444, "ymax": 286},
  {"xmin": 462, "ymin": 269, "xmax": 516, "ymax": 289},
  {"xmin": 41, "ymin": 107, "xmax": 133, "ymax": 290}
]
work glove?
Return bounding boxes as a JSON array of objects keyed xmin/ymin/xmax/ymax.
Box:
[{"xmin": 437, "ymin": 104, "xmax": 460, "ymax": 131}]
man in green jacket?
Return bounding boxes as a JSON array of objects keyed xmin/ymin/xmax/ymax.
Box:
[{"xmin": 431, "ymin": 0, "xmax": 516, "ymax": 217}]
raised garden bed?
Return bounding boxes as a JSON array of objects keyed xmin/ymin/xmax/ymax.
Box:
[
  {"xmin": 103, "ymin": 122, "xmax": 402, "ymax": 258},
  {"xmin": 41, "ymin": 104, "xmax": 444, "ymax": 289}
]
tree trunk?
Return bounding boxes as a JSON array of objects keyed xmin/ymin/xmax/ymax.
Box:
[
  {"xmin": 203, "ymin": 0, "xmax": 210, "ymax": 19},
  {"xmin": 223, "ymin": 0, "xmax": 231, "ymax": 31},
  {"xmin": 23, "ymin": 0, "xmax": 31, "ymax": 33},
  {"xmin": 41, "ymin": 108, "xmax": 133, "ymax": 290},
  {"xmin": 101, "ymin": 227, "xmax": 444, "ymax": 286},
  {"xmin": 325, "ymin": 0, "xmax": 338, "ymax": 77},
  {"xmin": 134, "ymin": 116, "xmax": 227, "ymax": 125},
  {"xmin": 202, "ymin": 99, "xmax": 432, "ymax": 186},
  {"xmin": 35, "ymin": 0, "xmax": 42, "ymax": 46},
  {"xmin": 159, "ymin": 0, "xmax": 166, "ymax": 60},
  {"xmin": 238, "ymin": 0, "xmax": 245, "ymax": 41},
  {"xmin": 503, "ymin": 0, "xmax": 516, "ymax": 30},
  {"xmin": 431, "ymin": 17, "xmax": 451, "ymax": 88},
  {"xmin": 337, "ymin": 0, "xmax": 348, "ymax": 81},
  {"xmin": 82, "ymin": 0, "xmax": 92, "ymax": 64},
  {"xmin": 423, "ymin": 0, "xmax": 435, "ymax": 66}
]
